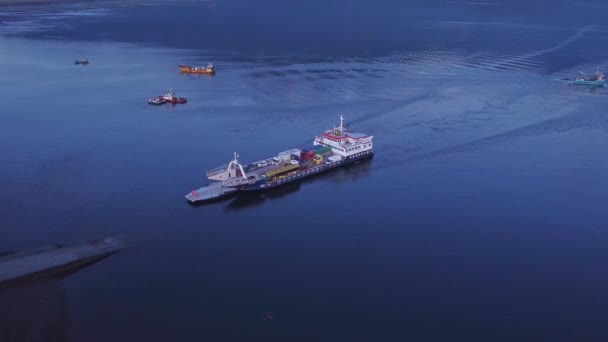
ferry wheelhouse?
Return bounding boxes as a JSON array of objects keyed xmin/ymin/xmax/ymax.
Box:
[{"xmin": 313, "ymin": 115, "xmax": 374, "ymax": 162}]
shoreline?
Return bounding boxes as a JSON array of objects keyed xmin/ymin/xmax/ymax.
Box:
[
  {"xmin": 0, "ymin": 0, "xmax": 72, "ymax": 3},
  {"xmin": 0, "ymin": 0, "xmax": 206, "ymax": 6},
  {"xmin": 0, "ymin": 0, "xmax": 106, "ymax": 6}
]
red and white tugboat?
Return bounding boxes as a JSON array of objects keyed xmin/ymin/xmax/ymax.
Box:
[
  {"xmin": 161, "ymin": 89, "xmax": 187, "ymax": 104},
  {"xmin": 148, "ymin": 89, "xmax": 187, "ymax": 105}
]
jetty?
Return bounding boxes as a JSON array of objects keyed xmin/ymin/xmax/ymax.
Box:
[{"xmin": 0, "ymin": 237, "xmax": 124, "ymax": 287}]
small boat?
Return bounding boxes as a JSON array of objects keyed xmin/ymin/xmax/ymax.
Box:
[
  {"xmin": 573, "ymin": 69, "xmax": 605, "ymax": 86},
  {"xmin": 178, "ymin": 63, "xmax": 215, "ymax": 75},
  {"xmin": 161, "ymin": 89, "xmax": 187, "ymax": 104},
  {"xmin": 148, "ymin": 96, "xmax": 166, "ymax": 105},
  {"xmin": 74, "ymin": 59, "xmax": 89, "ymax": 65}
]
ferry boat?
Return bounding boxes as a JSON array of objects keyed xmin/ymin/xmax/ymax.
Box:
[
  {"xmin": 186, "ymin": 115, "xmax": 373, "ymax": 202},
  {"xmin": 178, "ymin": 63, "xmax": 215, "ymax": 75},
  {"xmin": 573, "ymin": 69, "xmax": 605, "ymax": 86}
]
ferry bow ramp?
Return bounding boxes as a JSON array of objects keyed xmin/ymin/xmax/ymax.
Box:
[{"xmin": 186, "ymin": 182, "xmax": 238, "ymax": 203}]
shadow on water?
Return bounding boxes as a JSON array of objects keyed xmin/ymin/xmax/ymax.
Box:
[
  {"xmin": 0, "ymin": 247, "xmax": 125, "ymax": 341},
  {"xmin": 0, "ymin": 255, "xmax": 119, "ymax": 342},
  {"xmin": 0, "ymin": 250, "xmax": 121, "ymax": 291},
  {"xmin": 0, "ymin": 280, "xmax": 70, "ymax": 342},
  {"xmin": 223, "ymin": 157, "xmax": 373, "ymax": 212}
]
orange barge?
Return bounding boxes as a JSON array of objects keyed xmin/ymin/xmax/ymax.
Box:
[{"xmin": 178, "ymin": 63, "xmax": 216, "ymax": 75}]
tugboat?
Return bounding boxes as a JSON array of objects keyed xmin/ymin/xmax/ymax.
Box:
[
  {"xmin": 74, "ymin": 58, "xmax": 89, "ymax": 65},
  {"xmin": 185, "ymin": 115, "xmax": 374, "ymax": 203},
  {"xmin": 178, "ymin": 63, "xmax": 215, "ymax": 75},
  {"xmin": 147, "ymin": 89, "xmax": 187, "ymax": 105},
  {"xmin": 573, "ymin": 69, "xmax": 605, "ymax": 86},
  {"xmin": 161, "ymin": 89, "xmax": 187, "ymax": 104}
]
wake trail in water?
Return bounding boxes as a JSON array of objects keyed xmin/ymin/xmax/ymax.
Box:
[
  {"xmin": 374, "ymin": 108, "xmax": 608, "ymax": 171},
  {"xmin": 482, "ymin": 26, "xmax": 593, "ymax": 72}
]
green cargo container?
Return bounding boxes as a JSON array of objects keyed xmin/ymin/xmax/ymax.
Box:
[{"xmin": 313, "ymin": 146, "xmax": 332, "ymax": 155}]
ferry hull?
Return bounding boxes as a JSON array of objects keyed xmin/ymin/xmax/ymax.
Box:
[
  {"xmin": 166, "ymin": 98, "xmax": 187, "ymax": 104},
  {"xmin": 238, "ymin": 150, "xmax": 373, "ymax": 191}
]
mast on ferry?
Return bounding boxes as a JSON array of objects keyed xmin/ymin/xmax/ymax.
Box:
[{"xmin": 229, "ymin": 152, "xmax": 247, "ymax": 180}]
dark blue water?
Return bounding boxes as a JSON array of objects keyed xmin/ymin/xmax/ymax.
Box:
[{"xmin": 1, "ymin": 1, "xmax": 608, "ymax": 341}]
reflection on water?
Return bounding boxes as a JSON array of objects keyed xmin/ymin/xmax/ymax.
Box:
[
  {"xmin": 176, "ymin": 71, "xmax": 215, "ymax": 79},
  {"xmin": 567, "ymin": 83, "xmax": 607, "ymax": 96},
  {"xmin": 322, "ymin": 157, "xmax": 374, "ymax": 183}
]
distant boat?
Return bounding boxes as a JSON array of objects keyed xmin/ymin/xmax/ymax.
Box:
[
  {"xmin": 178, "ymin": 63, "xmax": 215, "ymax": 75},
  {"xmin": 161, "ymin": 89, "xmax": 187, "ymax": 104},
  {"xmin": 148, "ymin": 89, "xmax": 187, "ymax": 105},
  {"xmin": 573, "ymin": 69, "xmax": 605, "ymax": 86},
  {"xmin": 74, "ymin": 59, "xmax": 89, "ymax": 65}
]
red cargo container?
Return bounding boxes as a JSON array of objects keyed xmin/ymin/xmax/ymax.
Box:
[{"xmin": 300, "ymin": 150, "xmax": 315, "ymax": 160}]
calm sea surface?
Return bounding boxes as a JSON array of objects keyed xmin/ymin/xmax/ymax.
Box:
[{"xmin": 1, "ymin": 1, "xmax": 608, "ymax": 341}]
